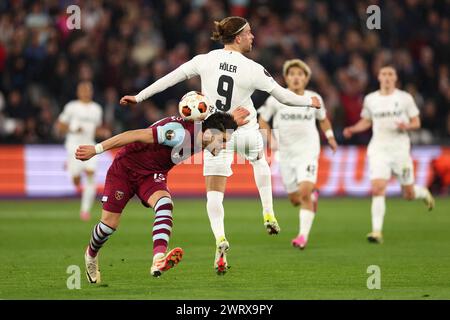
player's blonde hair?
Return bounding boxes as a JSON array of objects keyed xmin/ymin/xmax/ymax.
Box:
[
  {"xmin": 283, "ymin": 59, "xmax": 312, "ymax": 81},
  {"xmin": 211, "ymin": 16, "xmax": 249, "ymax": 44}
]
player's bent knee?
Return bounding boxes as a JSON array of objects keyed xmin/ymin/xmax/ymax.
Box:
[
  {"xmin": 147, "ymin": 190, "xmax": 171, "ymax": 208},
  {"xmin": 372, "ymin": 186, "xmax": 386, "ymax": 196},
  {"xmin": 73, "ymin": 176, "xmax": 81, "ymax": 187},
  {"xmin": 101, "ymin": 210, "xmax": 121, "ymax": 229},
  {"xmin": 299, "ymin": 191, "xmax": 312, "ymax": 203},
  {"xmin": 403, "ymin": 190, "xmax": 415, "ymax": 200},
  {"xmin": 288, "ymin": 194, "xmax": 301, "ymax": 206}
]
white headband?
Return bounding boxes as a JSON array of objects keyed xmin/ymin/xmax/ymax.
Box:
[{"xmin": 232, "ymin": 22, "xmax": 248, "ymax": 35}]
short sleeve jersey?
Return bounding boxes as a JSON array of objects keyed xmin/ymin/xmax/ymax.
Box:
[
  {"xmin": 258, "ymin": 90, "xmax": 326, "ymax": 158},
  {"xmin": 58, "ymin": 100, "xmax": 103, "ymax": 149},
  {"xmin": 361, "ymin": 89, "xmax": 419, "ymax": 156}
]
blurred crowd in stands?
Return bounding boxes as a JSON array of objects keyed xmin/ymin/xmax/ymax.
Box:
[{"xmin": 0, "ymin": 0, "xmax": 449, "ymax": 145}]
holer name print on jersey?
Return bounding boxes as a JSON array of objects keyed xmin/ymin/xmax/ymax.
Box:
[{"xmin": 219, "ymin": 62, "xmax": 237, "ymax": 73}]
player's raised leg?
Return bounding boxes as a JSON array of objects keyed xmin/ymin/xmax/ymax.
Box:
[
  {"xmin": 402, "ymin": 184, "xmax": 435, "ymax": 210},
  {"xmin": 291, "ymin": 181, "xmax": 316, "ymax": 249},
  {"xmin": 80, "ymin": 170, "xmax": 97, "ymax": 221},
  {"xmin": 147, "ymin": 190, "xmax": 183, "ymax": 277},
  {"xmin": 85, "ymin": 209, "xmax": 120, "ymax": 283},
  {"xmin": 396, "ymin": 158, "xmax": 435, "ymax": 211},
  {"xmin": 367, "ymin": 179, "xmax": 387, "ymax": 244},
  {"xmin": 205, "ymin": 175, "xmax": 230, "ymax": 275}
]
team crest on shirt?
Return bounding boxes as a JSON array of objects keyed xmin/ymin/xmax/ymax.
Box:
[
  {"xmin": 165, "ymin": 130, "xmax": 175, "ymax": 141},
  {"xmin": 115, "ymin": 190, "xmax": 124, "ymax": 200}
]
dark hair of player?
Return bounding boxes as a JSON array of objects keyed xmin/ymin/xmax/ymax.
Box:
[
  {"xmin": 211, "ymin": 16, "xmax": 248, "ymax": 44},
  {"xmin": 202, "ymin": 112, "xmax": 238, "ymax": 133}
]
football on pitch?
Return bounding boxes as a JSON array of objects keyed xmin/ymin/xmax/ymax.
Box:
[{"xmin": 178, "ymin": 91, "xmax": 211, "ymax": 121}]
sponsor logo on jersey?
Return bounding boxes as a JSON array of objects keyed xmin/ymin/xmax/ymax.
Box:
[
  {"xmin": 165, "ymin": 130, "xmax": 175, "ymax": 141},
  {"xmin": 115, "ymin": 191, "xmax": 124, "ymax": 200},
  {"xmin": 280, "ymin": 113, "xmax": 314, "ymax": 121},
  {"xmin": 372, "ymin": 109, "xmax": 403, "ymax": 119}
]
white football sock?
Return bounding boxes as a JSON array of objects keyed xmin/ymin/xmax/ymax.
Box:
[
  {"xmin": 299, "ymin": 209, "xmax": 315, "ymax": 240},
  {"xmin": 251, "ymin": 158, "xmax": 274, "ymax": 215},
  {"xmin": 206, "ymin": 191, "xmax": 225, "ymax": 242},
  {"xmin": 413, "ymin": 185, "xmax": 428, "ymax": 199},
  {"xmin": 81, "ymin": 174, "xmax": 96, "ymax": 213},
  {"xmin": 371, "ymin": 196, "xmax": 386, "ymax": 233}
]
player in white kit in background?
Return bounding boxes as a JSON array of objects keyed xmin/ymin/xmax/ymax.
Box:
[
  {"xmin": 343, "ymin": 65, "xmax": 435, "ymax": 244},
  {"xmin": 119, "ymin": 16, "xmax": 321, "ymax": 274},
  {"xmin": 259, "ymin": 59, "xmax": 337, "ymax": 250},
  {"xmin": 56, "ymin": 82, "xmax": 109, "ymax": 221}
]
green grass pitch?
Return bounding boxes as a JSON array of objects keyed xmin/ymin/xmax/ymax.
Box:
[{"xmin": 1, "ymin": 197, "xmax": 449, "ymax": 300}]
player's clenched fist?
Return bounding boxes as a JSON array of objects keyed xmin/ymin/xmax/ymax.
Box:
[
  {"xmin": 311, "ymin": 96, "xmax": 321, "ymax": 109},
  {"xmin": 76, "ymin": 145, "xmax": 96, "ymax": 161},
  {"xmin": 120, "ymin": 95, "xmax": 137, "ymax": 106}
]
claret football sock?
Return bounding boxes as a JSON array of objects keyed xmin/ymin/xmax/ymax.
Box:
[
  {"xmin": 152, "ymin": 197, "xmax": 174, "ymax": 256},
  {"xmin": 207, "ymin": 191, "xmax": 225, "ymax": 241},
  {"xmin": 87, "ymin": 221, "xmax": 115, "ymax": 257},
  {"xmin": 251, "ymin": 158, "xmax": 274, "ymax": 215}
]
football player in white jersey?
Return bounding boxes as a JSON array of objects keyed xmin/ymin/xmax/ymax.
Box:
[
  {"xmin": 56, "ymin": 82, "xmax": 109, "ymax": 221},
  {"xmin": 259, "ymin": 59, "xmax": 337, "ymax": 250},
  {"xmin": 119, "ymin": 16, "xmax": 321, "ymax": 274},
  {"xmin": 343, "ymin": 65, "xmax": 435, "ymax": 244}
]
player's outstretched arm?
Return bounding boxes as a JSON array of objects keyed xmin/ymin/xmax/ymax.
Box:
[
  {"xmin": 319, "ymin": 118, "xmax": 338, "ymax": 153},
  {"xmin": 270, "ymin": 83, "xmax": 321, "ymax": 109},
  {"xmin": 75, "ymin": 128, "xmax": 154, "ymax": 161},
  {"xmin": 343, "ymin": 118, "xmax": 372, "ymax": 139},
  {"xmin": 120, "ymin": 66, "xmax": 190, "ymax": 106}
]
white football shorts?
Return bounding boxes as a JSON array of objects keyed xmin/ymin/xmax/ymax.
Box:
[
  {"xmin": 368, "ymin": 152, "xmax": 415, "ymax": 185},
  {"xmin": 203, "ymin": 127, "xmax": 264, "ymax": 177},
  {"xmin": 279, "ymin": 155, "xmax": 318, "ymax": 194}
]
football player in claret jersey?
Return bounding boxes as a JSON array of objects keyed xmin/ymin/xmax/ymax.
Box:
[
  {"xmin": 120, "ymin": 16, "xmax": 321, "ymax": 275},
  {"xmin": 259, "ymin": 59, "xmax": 337, "ymax": 250},
  {"xmin": 55, "ymin": 81, "xmax": 109, "ymax": 221},
  {"xmin": 75, "ymin": 111, "xmax": 238, "ymax": 282},
  {"xmin": 343, "ymin": 65, "xmax": 435, "ymax": 244}
]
